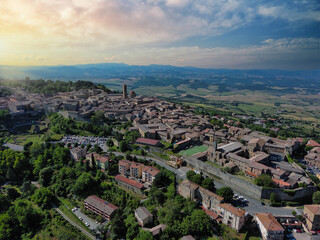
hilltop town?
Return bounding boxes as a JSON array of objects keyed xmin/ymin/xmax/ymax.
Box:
[{"xmin": 1, "ymin": 80, "xmax": 320, "ymax": 240}]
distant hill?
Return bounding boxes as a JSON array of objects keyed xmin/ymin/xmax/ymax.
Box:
[
  {"xmin": 1, "ymin": 63, "xmax": 320, "ymax": 121},
  {"xmin": 0, "ymin": 63, "xmax": 319, "ymax": 81}
]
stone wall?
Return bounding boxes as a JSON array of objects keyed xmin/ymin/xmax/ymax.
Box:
[
  {"xmin": 261, "ymin": 186, "xmax": 317, "ymax": 201},
  {"xmin": 183, "ymin": 156, "xmax": 263, "ymax": 200},
  {"xmin": 183, "ymin": 156, "xmax": 317, "ymax": 202}
]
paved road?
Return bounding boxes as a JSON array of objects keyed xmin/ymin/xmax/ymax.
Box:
[{"xmin": 51, "ymin": 203, "xmax": 96, "ymax": 240}]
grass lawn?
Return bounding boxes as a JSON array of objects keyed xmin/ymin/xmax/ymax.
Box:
[
  {"xmin": 6, "ymin": 134, "xmax": 45, "ymax": 145},
  {"xmin": 180, "ymin": 145, "xmax": 208, "ymax": 156}
]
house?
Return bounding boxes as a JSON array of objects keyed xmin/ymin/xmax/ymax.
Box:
[
  {"xmin": 142, "ymin": 166, "xmax": 160, "ymax": 183},
  {"xmin": 84, "ymin": 195, "xmax": 118, "ymax": 221},
  {"xmin": 218, "ymin": 203, "xmax": 247, "ymax": 232},
  {"xmin": 307, "ymin": 140, "xmax": 320, "ymax": 148},
  {"xmin": 255, "ymin": 213, "xmax": 284, "ymax": 240},
  {"xmin": 70, "ymin": 147, "xmax": 86, "ymax": 162},
  {"xmin": 86, "ymin": 153, "xmax": 111, "ymax": 171},
  {"xmin": 178, "ymin": 180, "xmax": 224, "ymax": 213},
  {"xmin": 135, "ymin": 207, "xmax": 153, "ymax": 226},
  {"xmin": 304, "ymin": 205, "xmax": 320, "ymax": 231},
  {"xmin": 114, "ymin": 174, "xmax": 144, "ymax": 195},
  {"xmin": 118, "ymin": 160, "xmax": 131, "ymax": 176},
  {"xmin": 130, "ymin": 162, "xmax": 144, "ymax": 179}
]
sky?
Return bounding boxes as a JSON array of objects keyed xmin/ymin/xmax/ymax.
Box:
[{"xmin": 0, "ymin": 0, "xmax": 319, "ymax": 70}]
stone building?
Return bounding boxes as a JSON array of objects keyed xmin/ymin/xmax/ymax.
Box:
[
  {"xmin": 135, "ymin": 207, "xmax": 153, "ymax": 226},
  {"xmin": 304, "ymin": 205, "xmax": 320, "ymax": 231},
  {"xmin": 255, "ymin": 213, "xmax": 284, "ymax": 240},
  {"xmin": 218, "ymin": 203, "xmax": 247, "ymax": 232}
]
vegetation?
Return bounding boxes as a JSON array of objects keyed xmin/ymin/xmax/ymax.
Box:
[
  {"xmin": 313, "ymin": 191, "xmax": 320, "ymax": 204},
  {"xmin": 216, "ymin": 187, "xmax": 234, "ymax": 203},
  {"xmin": 254, "ymin": 174, "xmax": 276, "ymax": 188}
]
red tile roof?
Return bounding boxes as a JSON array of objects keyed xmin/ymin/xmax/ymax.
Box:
[
  {"xmin": 201, "ymin": 206, "xmax": 219, "ymax": 220},
  {"xmin": 256, "ymin": 213, "xmax": 284, "ymax": 232},
  {"xmin": 115, "ymin": 174, "xmax": 144, "ymax": 189},
  {"xmin": 143, "ymin": 166, "xmax": 160, "ymax": 176},
  {"xmin": 307, "ymin": 140, "xmax": 320, "ymax": 147},
  {"xmin": 136, "ymin": 138, "xmax": 160, "ymax": 146},
  {"xmin": 219, "ymin": 203, "xmax": 246, "ymax": 218},
  {"xmin": 84, "ymin": 195, "xmax": 118, "ymax": 215},
  {"xmin": 304, "ymin": 205, "xmax": 320, "ymax": 215}
]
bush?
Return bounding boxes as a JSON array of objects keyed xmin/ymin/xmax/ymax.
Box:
[{"xmin": 286, "ymin": 202, "xmax": 299, "ymax": 207}]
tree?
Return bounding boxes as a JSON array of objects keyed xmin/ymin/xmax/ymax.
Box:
[
  {"xmin": 292, "ymin": 210, "xmax": 297, "ymax": 216},
  {"xmin": 254, "ymin": 174, "xmax": 276, "ymax": 188},
  {"xmin": 191, "ymin": 174, "xmax": 204, "ymax": 185},
  {"xmin": 32, "ymin": 187, "xmax": 55, "ymax": 209},
  {"xmin": 119, "ymin": 141, "xmax": 128, "ymax": 152},
  {"xmin": 72, "ymin": 172, "xmax": 96, "ymax": 196},
  {"xmin": 6, "ymin": 187, "xmax": 20, "ymax": 201},
  {"xmin": 270, "ymin": 192, "xmax": 276, "ymax": 204},
  {"xmin": 217, "ymin": 187, "xmax": 234, "ymax": 202},
  {"xmin": 201, "ymin": 178, "xmax": 215, "ymax": 191},
  {"xmin": 186, "ymin": 171, "xmax": 196, "ymax": 181},
  {"xmin": 134, "ymin": 229, "xmax": 154, "ymax": 240},
  {"xmin": 107, "ymin": 139, "xmax": 114, "ymax": 147},
  {"xmin": 39, "ymin": 167, "xmax": 54, "ymax": 187},
  {"xmin": 313, "ymin": 191, "xmax": 320, "ymax": 204},
  {"xmin": 20, "ymin": 181, "xmax": 36, "ymax": 197}
]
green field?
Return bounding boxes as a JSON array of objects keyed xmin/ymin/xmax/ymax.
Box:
[{"xmin": 180, "ymin": 145, "xmax": 208, "ymax": 156}]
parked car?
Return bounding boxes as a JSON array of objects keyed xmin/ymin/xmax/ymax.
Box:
[{"xmin": 79, "ymin": 217, "xmax": 83, "ymax": 221}]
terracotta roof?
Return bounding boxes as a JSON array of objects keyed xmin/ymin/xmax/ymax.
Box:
[
  {"xmin": 246, "ymin": 171, "xmax": 258, "ymax": 178},
  {"xmin": 272, "ymin": 178, "xmax": 291, "ymax": 187},
  {"xmin": 115, "ymin": 174, "xmax": 144, "ymax": 189},
  {"xmin": 143, "ymin": 166, "xmax": 160, "ymax": 176},
  {"xmin": 136, "ymin": 138, "xmax": 160, "ymax": 146},
  {"xmin": 307, "ymin": 140, "xmax": 320, "ymax": 147},
  {"xmin": 201, "ymin": 206, "xmax": 219, "ymax": 220},
  {"xmin": 84, "ymin": 195, "xmax": 118, "ymax": 215},
  {"xmin": 304, "ymin": 205, "xmax": 320, "ymax": 215},
  {"xmin": 219, "ymin": 203, "xmax": 246, "ymax": 218},
  {"xmin": 256, "ymin": 213, "xmax": 284, "ymax": 232}
]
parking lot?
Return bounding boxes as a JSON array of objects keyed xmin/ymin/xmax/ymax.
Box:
[
  {"xmin": 60, "ymin": 136, "xmax": 108, "ymax": 149},
  {"xmin": 72, "ymin": 207, "xmax": 105, "ymax": 231}
]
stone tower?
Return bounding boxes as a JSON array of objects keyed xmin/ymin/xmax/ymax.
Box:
[{"xmin": 123, "ymin": 84, "xmax": 128, "ymax": 99}]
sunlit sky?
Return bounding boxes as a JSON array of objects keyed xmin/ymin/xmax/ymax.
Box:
[{"xmin": 0, "ymin": 0, "xmax": 319, "ymax": 69}]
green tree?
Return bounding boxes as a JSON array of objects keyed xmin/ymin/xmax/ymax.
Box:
[
  {"xmin": 254, "ymin": 174, "xmax": 276, "ymax": 188},
  {"xmin": 191, "ymin": 174, "xmax": 204, "ymax": 185},
  {"xmin": 134, "ymin": 229, "xmax": 154, "ymax": 240},
  {"xmin": 72, "ymin": 172, "xmax": 96, "ymax": 196},
  {"xmin": 216, "ymin": 187, "xmax": 234, "ymax": 202},
  {"xmin": 32, "ymin": 187, "xmax": 55, "ymax": 209},
  {"xmin": 201, "ymin": 178, "xmax": 215, "ymax": 191},
  {"xmin": 39, "ymin": 167, "xmax": 54, "ymax": 187},
  {"xmin": 186, "ymin": 170, "xmax": 196, "ymax": 181},
  {"xmin": 313, "ymin": 191, "xmax": 320, "ymax": 204}
]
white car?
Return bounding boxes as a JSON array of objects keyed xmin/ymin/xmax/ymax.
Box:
[
  {"xmin": 79, "ymin": 217, "xmax": 83, "ymax": 221},
  {"xmin": 85, "ymin": 222, "xmax": 90, "ymax": 227}
]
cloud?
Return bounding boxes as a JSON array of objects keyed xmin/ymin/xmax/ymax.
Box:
[{"xmin": 0, "ymin": 0, "xmax": 319, "ymax": 69}]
